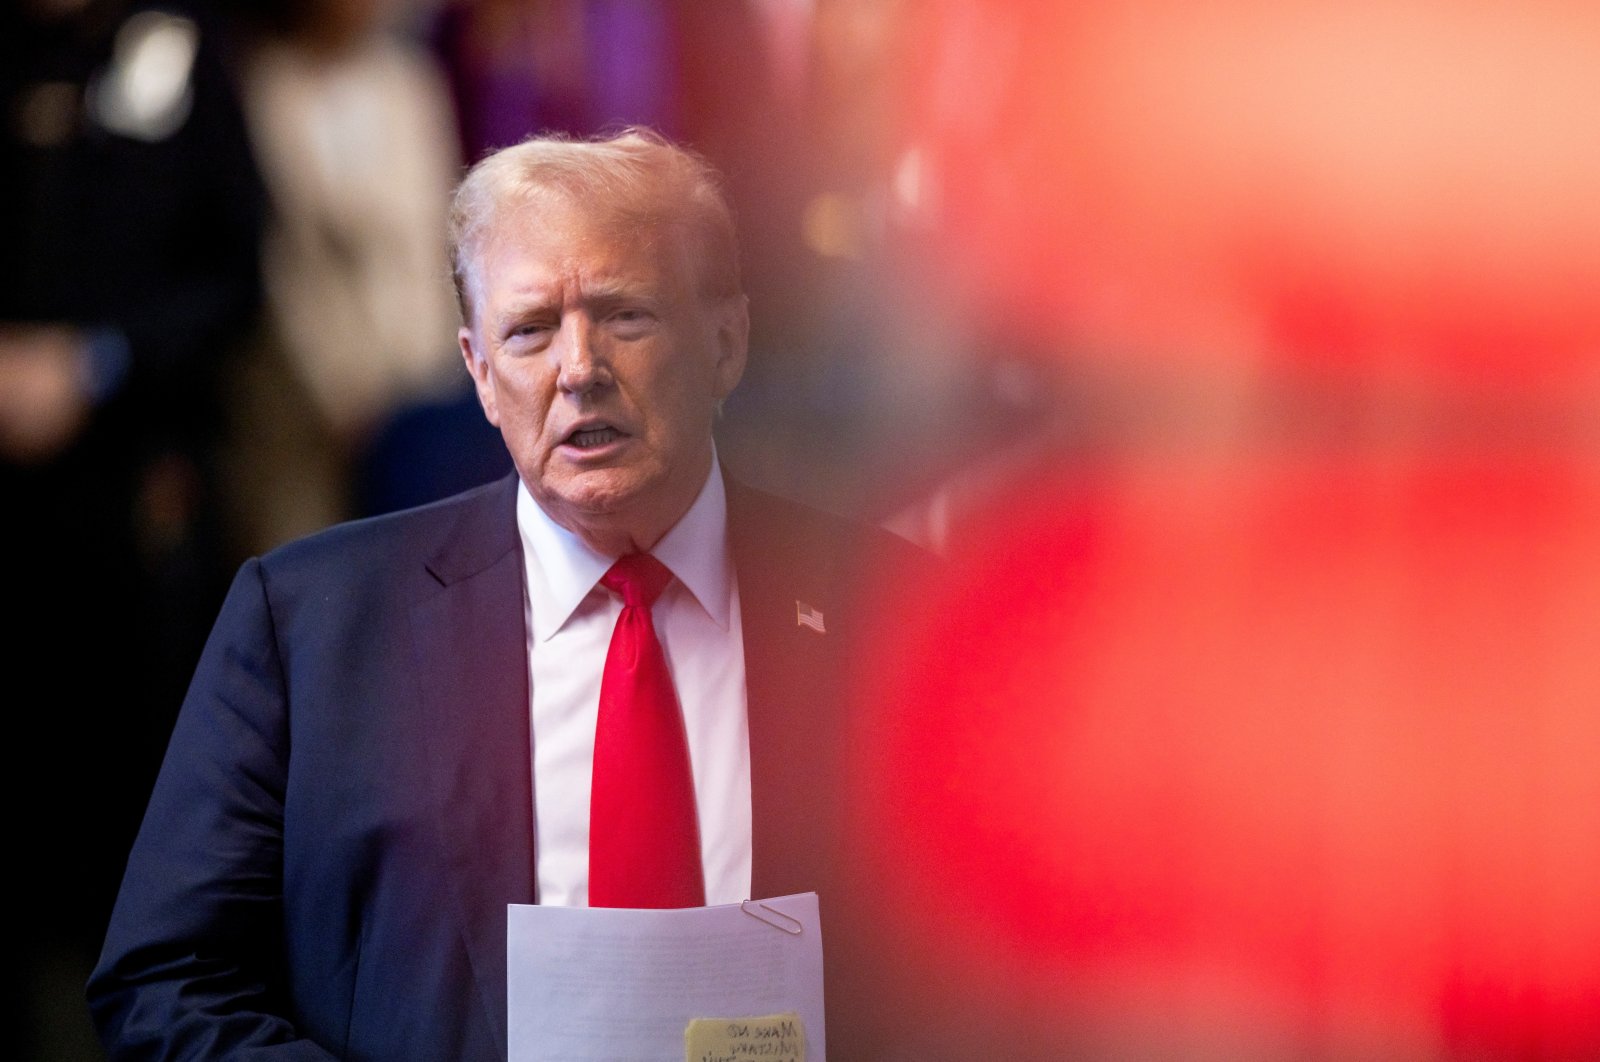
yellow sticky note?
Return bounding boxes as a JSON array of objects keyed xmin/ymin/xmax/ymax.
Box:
[{"xmin": 684, "ymin": 1012, "xmax": 806, "ymax": 1062}]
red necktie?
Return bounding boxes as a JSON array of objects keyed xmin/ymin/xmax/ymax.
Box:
[{"xmin": 588, "ymin": 553, "xmax": 706, "ymax": 908}]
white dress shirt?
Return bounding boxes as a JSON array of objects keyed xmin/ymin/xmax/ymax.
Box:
[{"xmin": 517, "ymin": 460, "xmax": 753, "ymax": 907}]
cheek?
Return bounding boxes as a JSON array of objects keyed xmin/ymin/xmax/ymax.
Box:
[
  {"xmin": 644, "ymin": 381, "xmax": 710, "ymax": 444},
  {"xmin": 495, "ymin": 366, "xmax": 558, "ymax": 431},
  {"xmin": 659, "ymin": 353, "xmax": 724, "ymax": 422}
]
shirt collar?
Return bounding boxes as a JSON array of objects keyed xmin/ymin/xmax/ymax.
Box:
[{"xmin": 517, "ymin": 455, "xmax": 733, "ymax": 642}]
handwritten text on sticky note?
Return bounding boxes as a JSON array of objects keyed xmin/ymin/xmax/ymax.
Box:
[{"xmin": 684, "ymin": 1012, "xmax": 805, "ymax": 1062}]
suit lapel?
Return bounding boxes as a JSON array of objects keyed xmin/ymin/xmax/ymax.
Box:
[
  {"xmin": 727, "ymin": 479, "xmax": 850, "ymax": 901},
  {"xmin": 409, "ymin": 474, "xmax": 531, "ymax": 1058}
]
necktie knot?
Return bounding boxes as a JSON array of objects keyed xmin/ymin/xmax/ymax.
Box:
[{"xmin": 601, "ymin": 553, "xmax": 673, "ymax": 609}]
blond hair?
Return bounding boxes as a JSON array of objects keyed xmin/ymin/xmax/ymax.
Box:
[{"xmin": 448, "ymin": 128, "xmax": 741, "ymax": 324}]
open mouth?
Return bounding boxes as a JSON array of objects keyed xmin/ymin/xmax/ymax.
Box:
[{"xmin": 564, "ymin": 425, "xmax": 624, "ymax": 450}]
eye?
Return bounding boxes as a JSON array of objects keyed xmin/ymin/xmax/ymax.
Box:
[
  {"xmin": 608, "ymin": 307, "xmax": 655, "ymax": 336},
  {"xmin": 503, "ymin": 319, "xmax": 555, "ymax": 350}
]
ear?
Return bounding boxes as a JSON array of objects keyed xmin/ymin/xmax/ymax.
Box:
[
  {"xmin": 460, "ymin": 326, "xmax": 500, "ymax": 427},
  {"xmin": 711, "ymin": 294, "xmax": 749, "ymax": 401}
]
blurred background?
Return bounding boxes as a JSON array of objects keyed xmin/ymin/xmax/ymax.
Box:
[{"xmin": 5, "ymin": 0, "xmax": 1600, "ymax": 1058}]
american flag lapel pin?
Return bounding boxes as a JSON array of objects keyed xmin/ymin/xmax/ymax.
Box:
[{"xmin": 795, "ymin": 600, "xmax": 826, "ymax": 634}]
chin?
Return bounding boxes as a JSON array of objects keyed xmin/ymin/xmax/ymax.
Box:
[{"xmin": 550, "ymin": 471, "xmax": 654, "ymax": 518}]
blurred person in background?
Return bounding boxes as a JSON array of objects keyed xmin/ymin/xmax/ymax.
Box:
[
  {"xmin": 224, "ymin": 0, "xmax": 466, "ymax": 552},
  {"xmin": 0, "ymin": 0, "xmax": 264, "ymax": 1055}
]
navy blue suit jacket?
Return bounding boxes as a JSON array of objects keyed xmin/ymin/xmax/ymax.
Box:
[{"xmin": 89, "ymin": 473, "xmax": 921, "ymax": 1060}]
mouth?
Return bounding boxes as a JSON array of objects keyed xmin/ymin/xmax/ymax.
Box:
[{"xmin": 561, "ymin": 423, "xmax": 627, "ymax": 451}]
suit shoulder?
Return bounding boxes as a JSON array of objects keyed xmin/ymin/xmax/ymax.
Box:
[
  {"xmin": 257, "ymin": 475, "xmax": 517, "ymax": 586},
  {"xmin": 726, "ymin": 480, "xmax": 940, "ymax": 579}
]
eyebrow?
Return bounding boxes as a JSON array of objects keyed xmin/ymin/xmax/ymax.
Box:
[
  {"xmin": 577, "ymin": 276, "xmax": 658, "ymax": 304},
  {"xmin": 490, "ymin": 297, "xmax": 559, "ymax": 338},
  {"xmin": 490, "ymin": 281, "xmax": 661, "ymax": 336}
]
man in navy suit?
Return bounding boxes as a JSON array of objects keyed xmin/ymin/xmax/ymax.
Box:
[{"xmin": 89, "ymin": 129, "xmax": 925, "ymax": 1059}]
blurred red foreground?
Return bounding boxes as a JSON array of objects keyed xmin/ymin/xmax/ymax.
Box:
[
  {"xmin": 852, "ymin": 457, "xmax": 1600, "ymax": 1058},
  {"xmin": 842, "ymin": 3, "xmax": 1600, "ymax": 1057}
]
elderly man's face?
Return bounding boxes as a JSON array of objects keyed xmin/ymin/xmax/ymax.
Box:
[{"xmin": 460, "ymin": 195, "xmax": 747, "ymax": 552}]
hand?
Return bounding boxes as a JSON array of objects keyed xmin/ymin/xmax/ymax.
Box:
[{"xmin": 0, "ymin": 325, "xmax": 92, "ymax": 464}]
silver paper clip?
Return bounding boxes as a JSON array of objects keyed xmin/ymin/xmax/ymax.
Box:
[{"xmin": 740, "ymin": 899, "xmax": 804, "ymax": 935}]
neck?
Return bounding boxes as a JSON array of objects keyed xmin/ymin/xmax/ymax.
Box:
[{"xmin": 565, "ymin": 517, "xmax": 670, "ymax": 558}]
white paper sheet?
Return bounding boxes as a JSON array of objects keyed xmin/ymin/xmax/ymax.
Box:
[{"xmin": 507, "ymin": 892, "xmax": 825, "ymax": 1062}]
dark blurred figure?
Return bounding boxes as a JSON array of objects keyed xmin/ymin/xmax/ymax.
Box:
[
  {"xmin": 223, "ymin": 0, "xmax": 469, "ymax": 548},
  {"xmin": 0, "ymin": 0, "xmax": 262, "ymax": 1055}
]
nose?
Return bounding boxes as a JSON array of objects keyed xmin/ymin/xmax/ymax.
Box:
[{"xmin": 554, "ymin": 314, "xmax": 611, "ymax": 396}]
